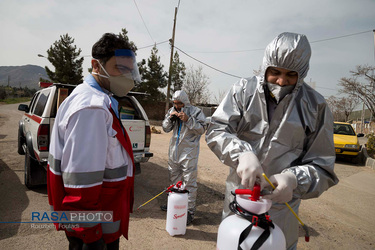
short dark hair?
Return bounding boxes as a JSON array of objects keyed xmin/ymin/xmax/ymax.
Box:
[{"xmin": 92, "ymin": 33, "xmax": 133, "ymax": 64}]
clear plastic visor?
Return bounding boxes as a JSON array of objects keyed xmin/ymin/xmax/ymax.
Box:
[{"xmin": 114, "ymin": 49, "xmax": 141, "ymax": 82}]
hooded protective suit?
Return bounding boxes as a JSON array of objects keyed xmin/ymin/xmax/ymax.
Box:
[
  {"xmin": 206, "ymin": 32, "xmax": 338, "ymax": 249},
  {"xmin": 162, "ymin": 90, "xmax": 206, "ymax": 214}
]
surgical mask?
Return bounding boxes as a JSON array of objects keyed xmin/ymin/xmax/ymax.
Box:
[
  {"xmin": 266, "ymin": 82, "xmax": 295, "ymax": 103},
  {"xmin": 93, "ymin": 61, "xmax": 135, "ymax": 97}
]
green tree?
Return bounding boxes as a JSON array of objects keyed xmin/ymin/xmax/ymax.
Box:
[
  {"xmin": 119, "ymin": 28, "xmax": 138, "ymax": 54},
  {"xmin": 0, "ymin": 86, "xmax": 6, "ymax": 99},
  {"xmin": 170, "ymin": 51, "xmax": 186, "ymax": 94},
  {"xmin": 45, "ymin": 34, "xmax": 84, "ymax": 85},
  {"xmin": 136, "ymin": 46, "xmax": 167, "ymax": 102},
  {"xmin": 135, "ymin": 59, "xmax": 147, "ymax": 91}
]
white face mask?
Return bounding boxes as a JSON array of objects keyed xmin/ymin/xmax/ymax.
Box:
[
  {"xmin": 93, "ymin": 61, "xmax": 135, "ymax": 97},
  {"xmin": 266, "ymin": 82, "xmax": 295, "ymax": 103}
]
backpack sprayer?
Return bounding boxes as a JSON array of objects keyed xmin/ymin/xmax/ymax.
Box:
[{"xmin": 137, "ymin": 181, "xmax": 188, "ymax": 236}]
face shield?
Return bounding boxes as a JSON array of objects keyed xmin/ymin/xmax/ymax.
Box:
[{"xmin": 114, "ymin": 49, "xmax": 141, "ymax": 82}]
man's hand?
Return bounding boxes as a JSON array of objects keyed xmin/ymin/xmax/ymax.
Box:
[
  {"xmin": 170, "ymin": 111, "xmax": 179, "ymax": 117},
  {"xmin": 262, "ymin": 172, "xmax": 297, "ymax": 203},
  {"xmin": 236, "ymin": 151, "xmax": 264, "ymax": 189},
  {"xmin": 177, "ymin": 111, "xmax": 189, "ymax": 122}
]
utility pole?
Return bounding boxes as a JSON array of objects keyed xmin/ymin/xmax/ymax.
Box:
[
  {"xmin": 361, "ymin": 102, "xmax": 365, "ymax": 133},
  {"xmin": 165, "ymin": 6, "xmax": 178, "ymax": 114},
  {"xmin": 370, "ymin": 29, "xmax": 375, "ymax": 132}
]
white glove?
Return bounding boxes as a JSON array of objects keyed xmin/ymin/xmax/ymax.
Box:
[
  {"xmin": 237, "ymin": 151, "xmax": 264, "ymax": 189},
  {"xmin": 262, "ymin": 172, "xmax": 297, "ymax": 203}
]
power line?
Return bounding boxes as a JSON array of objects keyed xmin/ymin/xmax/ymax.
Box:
[
  {"xmin": 187, "ymin": 48, "xmax": 264, "ymax": 54},
  {"xmin": 185, "ymin": 30, "xmax": 373, "ymax": 54},
  {"xmin": 133, "ymin": 30, "xmax": 373, "ymax": 81},
  {"xmin": 310, "ymin": 30, "xmax": 372, "ymax": 43},
  {"xmin": 174, "ymin": 45, "xmax": 242, "ymax": 79},
  {"xmin": 138, "ymin": 40, "xmax": 170, "ymax": 50},
  {"xmin": 133, "ymin": 0, "xmax": 155, "ymax": 44},
  {"xmin": 315, "ymin": 86, "xmax": 338, "ymax": 91}
]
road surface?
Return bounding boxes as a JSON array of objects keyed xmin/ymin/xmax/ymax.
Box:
[{"xmin": 0, "ymin": 103, "xmax": 374, "ymax": 249}]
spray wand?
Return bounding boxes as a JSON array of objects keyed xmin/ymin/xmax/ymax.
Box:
[
  {"xmin": 137, "ymin": 181, "xmax": 183, "ymax": 210},
  {"xmin": 262, "ymin": 173, "xmax": 310, "ymax": 242}
]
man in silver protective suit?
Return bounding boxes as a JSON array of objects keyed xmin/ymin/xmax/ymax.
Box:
[
  {"xmin": 162, "ymin": 90, "xmax": 206, "ymax": 225},
  {"xmin": 206, "ymin": 32, "xmax": 339, "ymax": 249}
]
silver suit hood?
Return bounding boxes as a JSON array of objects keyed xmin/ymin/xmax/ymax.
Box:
[
  {"xmin": 262, "ymin": 32, "xmax": 311, "ymax": 87},
  {"xmin": 172, "ymin": 90, "xmax": 191, "ymax": 107}
]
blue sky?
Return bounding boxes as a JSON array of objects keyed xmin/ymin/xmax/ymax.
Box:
[{"xmin": 1, "ymin": 0, "xmax": 374, "ymax": 103}]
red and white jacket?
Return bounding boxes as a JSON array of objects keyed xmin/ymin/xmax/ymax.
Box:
[{"xmin": 47, "ymin": 81, "xmax": 134, "ymax": 244}]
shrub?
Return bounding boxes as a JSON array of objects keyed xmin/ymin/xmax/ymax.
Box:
[{"xmin": 366, "ymin": 133, "xmax": 375, "ymax": 158}]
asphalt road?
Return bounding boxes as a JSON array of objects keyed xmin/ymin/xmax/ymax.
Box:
[{"xmin": 0, "ymin": 103, "xmax": 374, "ymax": 250}]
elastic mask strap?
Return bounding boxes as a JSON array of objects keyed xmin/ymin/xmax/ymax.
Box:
[{"xmin": 92, "ymin": 59, "xmax": 110, "ymax": 79}]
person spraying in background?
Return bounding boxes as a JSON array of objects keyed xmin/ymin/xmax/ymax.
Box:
[
  {"xmin": 161, "ymin": 90, "xmax": 206, "ymax": 225},
  {"xmin": 206, "ymin": 32, "xmax": 339, "ymax": 249}
]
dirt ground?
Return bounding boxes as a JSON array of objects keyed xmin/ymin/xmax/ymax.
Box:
[{"xmin": 0, "ymin": 103, "xmax": 374, "ymax": 250}]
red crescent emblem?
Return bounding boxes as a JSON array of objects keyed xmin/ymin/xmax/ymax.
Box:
[{"xmin": 129, "ymin": 126, "xmax": 133, "ymax": 131}]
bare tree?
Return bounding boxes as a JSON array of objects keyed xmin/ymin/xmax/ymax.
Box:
[
  {"xmin": 253, "ymin": 66, "xmax": 262, "ymax": 76},
  {"xmin": 182, "ymin": 65, "xmax": 210, "ymax": 105},
  {"xmin": 326, "ymin": 96, "xmax": 344, "ymax": 121},
  {"xmin": 338, "ymin": 65, "xmax": 375, "ymax": 120},
  {"xmin": 326, "ymin": 95, "xmax": 360, "ymax": 122},
  {"xmin": 340, "ymin": 96, "xmax": 360, "ymax": 121},
  {"xmin": 212, "ymin": 89, "xmax": 228, "ymax": 105}
]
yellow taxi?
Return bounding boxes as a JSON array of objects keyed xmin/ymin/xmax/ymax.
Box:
[{"xmin": 333, "ymin": 122, "xmax": 364, "ymax": 157}]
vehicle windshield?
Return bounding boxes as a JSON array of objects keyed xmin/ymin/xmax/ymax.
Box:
[{"xmin": 333, "ymin": 123, "xmax": 356, "ymax": 136}]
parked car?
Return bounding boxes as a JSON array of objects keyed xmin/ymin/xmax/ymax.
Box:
[
  {"xmin": 333, "ymin": 122, "xmax": 364, "ymax": 162},
  {"xmin": 18, "ymin": 82, "xmax": 152, "ymax": 188}
]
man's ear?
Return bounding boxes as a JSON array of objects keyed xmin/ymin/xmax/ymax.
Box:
[{"xmin": 91, "ymin": 59, "xmax": 100, "ymax": 73}]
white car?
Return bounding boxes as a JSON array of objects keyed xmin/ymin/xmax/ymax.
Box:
[{"xmin": 18, "ymin": 82, "xmax": 152, "ymax": 188}]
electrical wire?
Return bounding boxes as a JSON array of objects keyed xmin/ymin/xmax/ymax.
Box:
[
  {"xmin": 133, "ymin": 0, "xmax": 155, "ymax": 44},
  {"xmin": 310, "ymin": 30, "xmax": 372, "ymax": 44},
  {"xmin": 128, "ymin": 30, "xmax": 372, "ymax": 81},
  {"xmin": 138, "ymin": 40, "xmax": 170, "ymax": 50},
  {"xmin": 185, "ymin": 30, "xmax": 373, "ymax": 54},
  {"xmin": 174, "ymin": 45, "xmax": 243, "ymax": 79}
]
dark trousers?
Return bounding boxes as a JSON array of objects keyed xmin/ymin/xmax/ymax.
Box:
[{"xmin": 66, "ymin": 234, "xmax": 120, "ymax": 250}]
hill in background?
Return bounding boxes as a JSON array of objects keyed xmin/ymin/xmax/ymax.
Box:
[{"xmin": 0, "ymin": 65, "xmax": 49, "ymax": 89}]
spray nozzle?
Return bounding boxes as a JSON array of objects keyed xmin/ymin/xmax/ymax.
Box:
[{"xmin": 234, "ymin": 184, "xmax": 261, "ymax": 201}]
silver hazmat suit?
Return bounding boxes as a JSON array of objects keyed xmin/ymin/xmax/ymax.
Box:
[
  {"xmin": 205, "ymin": 32, "xmax": 339, "ymax": 249},
  {"xmin": 162, "ymin": 90, "xmax": 207, "ymax": 214}
]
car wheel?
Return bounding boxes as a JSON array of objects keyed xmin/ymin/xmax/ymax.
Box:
[
  {"xmin": 351, "ymin": 155, "xmax": 360, "ymax": 165},
  {"xmin": 24, "ymin": 149, "xmax": 34, "ymax": 189},
  {"xmin": 24, "ymin": 149, "xmax": 46, "ymax": 189},
  {"xmin": 135, "ymin": 163, "xmax": 141, "ymax": 175},
  {"xmin": 18, "ymin": 127, "xmax": 25, "ymax": 155}
]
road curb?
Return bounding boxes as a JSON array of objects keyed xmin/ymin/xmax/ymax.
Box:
[
  {"xmin": 366, "ymin": 157, "xmax": 375, "ymax": 170},
  {"xmin": 361, "ymin": 147, "xmax": 375, "ymax": 170}
]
